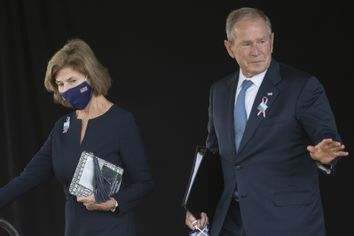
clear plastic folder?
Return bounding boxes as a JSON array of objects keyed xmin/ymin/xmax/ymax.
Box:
[{"xmin": 69, "ymin": 151, "xmax": 124, "ymax": 198}]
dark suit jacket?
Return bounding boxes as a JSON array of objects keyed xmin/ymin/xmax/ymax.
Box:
[{"xmin": 206, "ymin": 59, "xmax": 341, "ymax": 236}]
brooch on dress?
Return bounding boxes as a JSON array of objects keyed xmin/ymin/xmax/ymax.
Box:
[{"xmin": 63, "ymin": 116, "xmax": 70, "ymax": 133}]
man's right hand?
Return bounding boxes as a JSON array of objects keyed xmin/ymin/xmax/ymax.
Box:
[{"xmin": 185, "ymin": 210, "xmax": 209, "ymax": 230}]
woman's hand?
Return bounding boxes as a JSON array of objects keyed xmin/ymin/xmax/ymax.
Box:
[{"xmin": 77, "ymin": 195, "xmax": 117, "ymax": 211}]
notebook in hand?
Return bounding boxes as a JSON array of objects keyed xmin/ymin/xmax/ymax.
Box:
[
  {"xmin": 69, "ymin": 151, "xmax": 124, "ymax": 198},
  {"xmin": 182, "ymin": 146, "xmax": 223, "ymax": 221}
]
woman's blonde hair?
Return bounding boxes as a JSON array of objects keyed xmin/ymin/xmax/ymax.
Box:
[{"xmin": 44, "ymin": 38, "xmax": 112, "ymax": 107}]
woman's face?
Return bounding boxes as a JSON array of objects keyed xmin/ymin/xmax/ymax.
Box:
[{"xmin": 55, "ymin": 66, "xmax": 87, "ymax": 93}]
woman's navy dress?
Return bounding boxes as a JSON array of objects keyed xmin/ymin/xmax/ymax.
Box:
[{"xmin": 0, "ymin": 105, "xmax": 154, "ymax": 235}]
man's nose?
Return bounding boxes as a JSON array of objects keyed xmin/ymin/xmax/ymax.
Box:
[{"xmin": 250, "ymin": 44, "xmax": 260, "ymax": 56}]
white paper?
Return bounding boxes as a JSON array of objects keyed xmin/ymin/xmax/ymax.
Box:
[
  {"xmin": 185, "ymin": 151, "xmax": 203, "ymax": 202},
  {"xmin": 78, "ymin": 156, "xmax": 95, "ymax": 191}
]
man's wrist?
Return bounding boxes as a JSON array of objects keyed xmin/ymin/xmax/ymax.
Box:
[{"xmin": 316, "ymin": 161, "xmax": 332, "ymax": 174}]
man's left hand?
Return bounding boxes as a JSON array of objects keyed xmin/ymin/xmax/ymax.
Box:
[{"xmin": 307, "ymin": 138, "xmax": 349, "ymax": 164}]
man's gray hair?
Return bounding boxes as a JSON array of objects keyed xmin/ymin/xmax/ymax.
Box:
[{"xmin": 226, "ymin": 7, "xmax": 272, "ymax": 42}]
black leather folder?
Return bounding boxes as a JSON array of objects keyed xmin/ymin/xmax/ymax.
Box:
[{"xmin": 182, "ymin": 146, "xmax": 223, "ymax": 221}]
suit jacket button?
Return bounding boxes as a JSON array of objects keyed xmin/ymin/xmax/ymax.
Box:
[{"xmin": 235, "ymin": 165, "xmax": 242, "ymax": 170}]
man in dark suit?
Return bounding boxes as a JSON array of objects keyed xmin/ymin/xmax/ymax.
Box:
[{"xmin": 185, "ymin": 7, "xmax": 348, "ymax": 236}]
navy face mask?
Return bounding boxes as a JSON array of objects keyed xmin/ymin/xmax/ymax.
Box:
[{"xmin": 61, "ymin": 81, "xmax": 92, "ymax": 110}]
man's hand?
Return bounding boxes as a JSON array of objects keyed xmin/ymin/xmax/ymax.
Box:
[
  {"xmin": 307, "ymin": 138, "xmax": 349, "ymax": 164},
  {"xmin": 185, "ymin": 211, "xmax": 209, "ymax": 230},
  {"xmin": 77, "ymin": 195, "xmax": 117, "ymax": 211}
]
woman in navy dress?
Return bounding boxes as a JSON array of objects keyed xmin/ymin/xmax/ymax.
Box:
[{"xmin": 0, "ymin": 38, "xmax": 154, "ymax": 235}]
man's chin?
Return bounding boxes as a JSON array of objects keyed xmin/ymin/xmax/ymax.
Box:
[{"xmin": 248, "ymin": 66, "xmax": 267, "ymax": 75}]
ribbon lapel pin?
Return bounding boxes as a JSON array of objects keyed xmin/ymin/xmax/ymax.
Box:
[{"xmin": 257, "ymin": 97, "xmax": 268, "ymax": 118}]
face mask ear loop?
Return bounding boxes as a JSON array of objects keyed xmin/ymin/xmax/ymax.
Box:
[
  {"xmin": 85, "ymin": 75, "xmax": 92, "ymax": 88},
  {"xmin": 85, "ymin": 75, "xmax": 93, "ymax": 96}
]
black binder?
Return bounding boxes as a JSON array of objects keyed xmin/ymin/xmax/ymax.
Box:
[{"xmin": 182, "ymin": 146, "xmax": 223, "ymax": 221}]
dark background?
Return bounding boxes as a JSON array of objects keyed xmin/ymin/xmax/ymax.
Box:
[{"xmin": 0, "ymin": 0, "xmax": 353, "ymax": 235}]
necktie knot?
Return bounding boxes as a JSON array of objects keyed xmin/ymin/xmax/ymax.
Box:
[{"xmin": 240, "ymin": 79, "xmax": 253, "ymax": 92}]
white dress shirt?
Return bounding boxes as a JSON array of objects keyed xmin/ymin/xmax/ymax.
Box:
[{"xmin": 235, "ymin": 69, "xmax": 267, "ymax": 119}]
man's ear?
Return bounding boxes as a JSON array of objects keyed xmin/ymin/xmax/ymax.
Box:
[
  {"xmin": 224, "ymin": 40, "xmax": 235, "ymax": 58},
  {"xmin": 270, "ymin": 33, "xmax": 274, "ymax": 53}
]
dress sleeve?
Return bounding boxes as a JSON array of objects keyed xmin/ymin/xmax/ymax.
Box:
[
  {"xmin": 112, "ymin": 113, "xmax": 154, "ymax": 214},
  {"xmin": 0, "ymin": 128, "xmax": 54, "ymax": 208}
]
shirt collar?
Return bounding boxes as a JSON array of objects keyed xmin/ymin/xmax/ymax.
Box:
[{"xmin": 238, "ymin": 69, "xmax": 268, "ymax": 89}]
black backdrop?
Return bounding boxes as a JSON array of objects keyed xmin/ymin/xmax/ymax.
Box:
[{"xmin": 0, "ymin": 1, "xmax": 353, "ymax": 235}]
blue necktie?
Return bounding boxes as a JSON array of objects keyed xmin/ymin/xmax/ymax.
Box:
[{"xmin": 234, "ymin": 79, "xmax": 253, "ymax": 152}]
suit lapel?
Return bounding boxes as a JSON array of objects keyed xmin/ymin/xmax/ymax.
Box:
[
  {"xmin": 237, "ymin": 60, "xmax": 281, "ymax": 157},
  {"xmin": 224, "ymin": 72, "xmax": 239, "ymax": 157}
]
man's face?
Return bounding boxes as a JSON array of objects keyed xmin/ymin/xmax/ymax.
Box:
[{"xmin": 224, "ymin": 18, "xmax": 274, "ymax": 77}]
